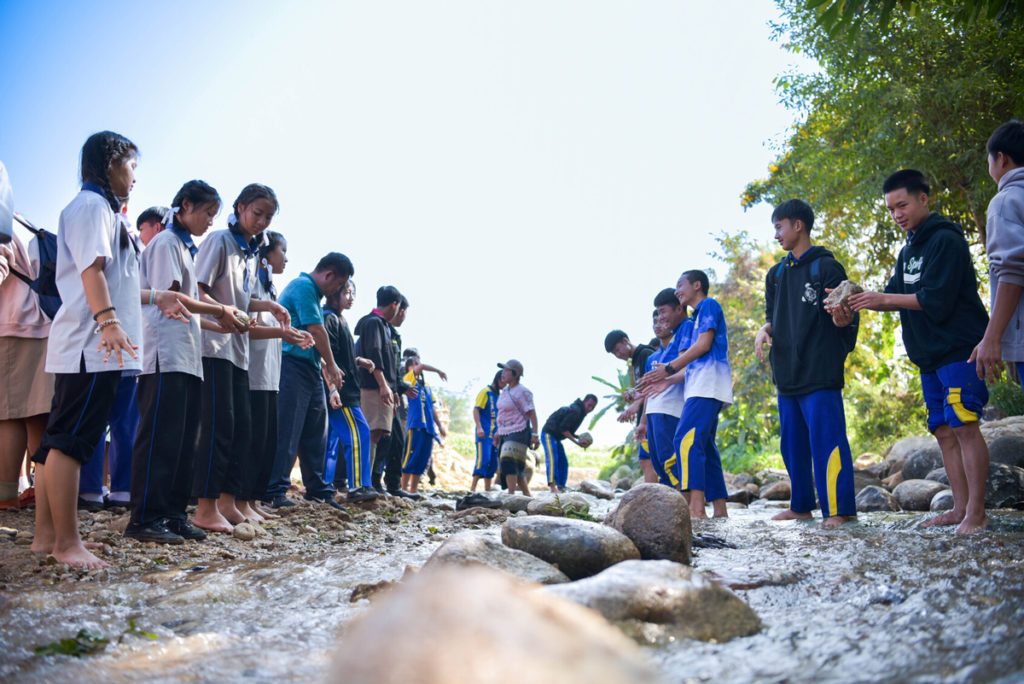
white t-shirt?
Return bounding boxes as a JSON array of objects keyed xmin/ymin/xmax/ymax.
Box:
[
  {"xmin": 195, "ymin": 229, "xmax": 256, "ymax": 370},
  {"xmin": 46, "ymin": 189, "xmax": 142, "ymax": 374},
  {"xmin": 248, "ymin": 273, "xmax": 282, "ymax": 391},
  {"xmin": 496, "ymin": 383, "xmax": 535, "ymax": 435},
  {"xmin": 139, "ymin": 228, "xmax": 203, "ymax": 379}
]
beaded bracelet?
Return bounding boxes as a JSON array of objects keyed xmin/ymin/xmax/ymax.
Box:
[
  {"xmin": 92, "ymin": 306, "xmax": 115, "ymax": 321},
  {"xmin": 95, "ymin": 317, "xmax": 122, "ymax": 334}
]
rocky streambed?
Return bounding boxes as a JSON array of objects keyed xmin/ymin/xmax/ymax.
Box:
[{"xmin": 2, "ymin": 481, "xmax": 1024, "ymax": 683}]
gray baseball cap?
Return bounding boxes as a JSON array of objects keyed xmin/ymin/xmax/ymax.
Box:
[{"xmin": 497, "ymin": 359, "xmax": 524, "ymax": 378}]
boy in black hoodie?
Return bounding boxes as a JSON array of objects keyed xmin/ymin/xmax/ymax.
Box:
[
  {"xmin": 847, "ymin": 170, "xmax": 990, "ymax": 534},
  {"xmin": 755, "ymin": 199, "xmax": 858, "ymax": 528}
]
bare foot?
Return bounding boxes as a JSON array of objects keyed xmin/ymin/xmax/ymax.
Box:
[
  {"xmin": 690, "ymin": 508, "xmax": 708, "ymax": 519},
  {"xmin": 955, "ymin": 515, "xmax": 989, "ymax": 535},
  {"xmin": 30, "ymin": 538, "xmax": 54, "ymax": 554},
  {"xmin": 217, "ymin": 502, "xmax": 245, "ymax": 525},
  {"xmin": 921, "ymin": 510, "xmax": 965, "ymax": 528},
  {"xmin": 236, "ymin": 501, "xmax": 265, "ymax": 524},
  {"xmin": 253, "ymin": 503, "xmax": 279, "ymax": 519},
  {"xmin": 773, "ymin": 509, "xmax": 813, "ymax": 521},
  {"xmin": 821, "ymin": 515, "xmax": 855, "ymax": 529},
  {"xmin": 52, "ymin": 543, "xmax": 110, "ymax": 569},
  {"xmin": 193, "ymin": 511, "xmax": 233, "ymax": 533}
]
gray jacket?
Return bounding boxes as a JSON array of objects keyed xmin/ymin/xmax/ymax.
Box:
[{"xmin": 987, "ymin": 166, "xmax": 1024, "ymax": 361}]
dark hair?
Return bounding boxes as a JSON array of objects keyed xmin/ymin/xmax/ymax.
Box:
[
  {"xmin": 491, "ymin": 370, "xmax": 503, "ymax": 390},
  {"xmin": 653, "ymin": 288, "xmax": 681, "ymax": 308},
  {"xmin": 988, "ymin": 119, "xmax": 1024, "ymax": 166},
  {"xmin": 681, "ymin": 270, "xmax": 710, "ymax": 296},
  {"xmin": 171, "ymin": 180, "xmax": 221, "ymax": 230},
  {"xmin": 136, "ymin": 206, "xmax": 168, "ymax": 228},
  {"xmin": 80, "ymin": 131, "xmax": 139, "ymax": 213},
  {"xmin": 259, "ymin": 230, "xmax": 285, "ymax": 261},
  {"xmin": 771, "ymin": 199, "xmax": 814, "ymax": 233},
  {"xmin": 583, "ymin": 393, "xmax": 598, "ymax": 404},
  {"xmin": 652, "ymin": 309, "xmax": 659, "ymax": 319},
  {"xmin": 232, "ymin": 183, "xmax": 279, "ymax": 223},
  {"xmin": 315, "ymin": 252, "xmax": 355, "ymax": 278},
  {"xmin": 376, "ymin": 285, "xmax": 402, "ymax": 308},
  {"xmin": 604, "ymin": 330, "xmax": 628, "ymax": 353},
  {"xmin": 399, "ymin": 295, "xmax": 410, "ymax": 311},
  {"xmin": 882, "ymin": 169, "xmax": 930, "ymax": 196}
]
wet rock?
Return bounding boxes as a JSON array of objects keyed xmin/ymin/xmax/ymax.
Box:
[
  {"xmin": 580, "ymin": 479, "xmax": 615, "ymax": 499},
  {"xmin": 526, "ymin": 493, "xmax": 590, "ymax": 517},
  {"xmin": 331, "ymin": 566, "xmax": 661, "ymax": 683},
  {"xmin": 744, "ymin": 483, "xmax": 760, "ymax": 495},
  {"xmin": 760, "ymin": 480, "xmax": 791, "ymax": 501},
  {"xmin": 543, "ymin": 560, "xmax": 761, "ymax": 645},
  {"xmin": 926, "ymin": 468, "xmax": 950, "ymax": 486},
  {"xmin": 726, "ymin": 489, "xmax": 754, "ymax": 505},
  {"xmin": 901, "ymin": 443, "xmax": 944, "ymax": 480},
  {"xmin": 604, "ymin": 483, "xmax": 691, "ymax": 565},
  {"xmin": 930, "ymin": 489, "xmax": 954, "ymax": 511},
  {"xmin": 853, "ymin": 468, "xmax": 882, "ymax": 494},
  {"xmin": 350, "ymin": 579, "xmax": 394, "ymax": 603},
  {"xmin": 451, "ymin": 507, "xmax": 508, "ymax": 522},
  {"xmin": 424, "ymin": 530, "xmax": 569, "ymax": 584},
  {"xmin": 754, "ymin": 468, "xmax": 789, "ymax": 486},
  {"xmin": 501, "ymin": 494, "xmax": 533, "ymax": 513},
  {"xmin": 886, "ymin": 435, "xmax": 936, "ymax": 466},
  {"xmin": 893, "ymin": 479, "xmax": 947, "ymax": 511},
  {"xmin": 0, "ymin": 526, "xmax": 17, "ymax": 537},
  {"xmin": 865, "ymin": 461, "xmax": 890, "ymax": 478},
  {"xmin": 856, "ymin": 485, "xmax": 901, "ymax": 512},
  {"xmin": 985, "ymin": 463, "xmax": 1024, "ymax": 508},
  {"xmin": 882, "ymin": 470, "xmax": 905, "ymax": 489},
  {"xmin": 988, "ymin": 435, "xmax": 1024, "ymax": 468},
  {"xmin": 611, "ymin": 477, "xmax": 633, "ymax": 491},
  {"xmin": 732, "ymin": 472, "xmax": 754, "ymax": 487},
  {"xmin": 233, "ymin": 523, "xmax": 257, "ymax": 541},
  {"xmin": 502, "ymin": 516, "xmax": 640, "ymax": 580}
]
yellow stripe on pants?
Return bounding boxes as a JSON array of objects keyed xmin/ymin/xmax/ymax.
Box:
[
  {"xmin": 826, "ymin": 446, "xmax": 841, "ymax": 517},
  {"xmin": 343, "ymin": 408, "xmax": 360, "ymax": 485}
]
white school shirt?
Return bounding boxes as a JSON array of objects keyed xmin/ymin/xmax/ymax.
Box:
[
  {"xmin": 195, "ymin": 228, "xmax": 256, "ymax": 370},
  {"xmin": 247, "ymin": 271, "xmax": 282, "ymax": 391},
  {"xmin": 139, "ymin": 227, "xmax": 203, "ymax": 379},
  {"xmin": 46, "ymin": 189, "xmax": 142, "ymax": 374}
]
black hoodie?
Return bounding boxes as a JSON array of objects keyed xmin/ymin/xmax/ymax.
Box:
[
  {"xmin": 354, "ymin": 311, "xmax": 395, "ymax": 390},
  {"xmin": 765, "ymin": 245, "xmax": 858, "ymax": 395},
  {"xmin": 883, "ymin": 212, "xmax": 989, "ymax": 373},
  {"xmin": 542, "ymin": 399, "xmax": 587, "ymax": 441}
]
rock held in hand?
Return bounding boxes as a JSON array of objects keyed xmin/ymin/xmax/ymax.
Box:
[{"xmin": 823, "ymin": 279, "xmax": 863, "ymax": 308}]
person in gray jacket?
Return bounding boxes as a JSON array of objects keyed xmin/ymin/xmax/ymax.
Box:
[{"xmin": 971, "ymin": 119, "xmax": 1024, "ymax": 382}]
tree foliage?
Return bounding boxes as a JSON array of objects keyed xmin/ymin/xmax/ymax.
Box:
[
  {"xmin": 807, "ymin": 0, "xmax": 1024, "ymax": 36},
  {"xmin": 745, "ymin": 0, "xmax": 1024, "ymax": 283}
]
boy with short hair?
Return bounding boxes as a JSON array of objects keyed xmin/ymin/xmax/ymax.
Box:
[
  {"xmin": 971, "ymin": 119, "xmax": 1024, "ymax": 384},
  {"xmin": 755, "ymin": 199, "xmax": 858, "ymax": 528},
  {"xmin": 540, "ymin": 394, "xmax": 598, "ymax": 492},
  {"xmin": 471, "ymin": 371, "xmax": 504, "ymax": 491},
  {"xmin": 264, "ymin": 252, "xmax": 352, "ymax": 510},
  {"xmin": 603, "ymin": 328, "xmax": 657, "ymax": 480},
  {"xmin": 639, "ymin": 271, "xmax": 733, "ymax": 519},
  {"xmin": 848, "ymin": 169, "xmax": 991, "ymax": 534}
]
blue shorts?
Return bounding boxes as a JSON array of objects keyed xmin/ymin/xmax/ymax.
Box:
[
  {"xmin": 637, "ymin": 438, "xmax": 650, "ymax": 461},
  {"xmin": 920, "ymin": 359, "xmax": 989, "ymax": 433},
  {"xmin": 401, "ymin": 428, "xmax": 434, "ymax": 475},
  {"xmin": 473, "ymin": 435, "xmax": 498, "ymax": 478},
  {"xmin": 666, "ymin": 397, "xmax": 726, "ymax": 500},
  {"xmin": 645, "ymin": 413, "xmax": 677, "ymax": 485}
]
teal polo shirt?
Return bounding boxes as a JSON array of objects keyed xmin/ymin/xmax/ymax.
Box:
[{"xmin": 280, "ymin": 272, "xmax": 324, "ymax": 368}]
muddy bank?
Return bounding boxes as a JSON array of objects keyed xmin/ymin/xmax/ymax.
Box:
[{"xmin": 3, "ymin": 491, "xmax": 1024, "ymax": 683}]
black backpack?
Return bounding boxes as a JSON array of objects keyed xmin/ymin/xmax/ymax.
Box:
[{"xmin": 10, "ymin": 213, "xmax": 61, "ymax": 320}]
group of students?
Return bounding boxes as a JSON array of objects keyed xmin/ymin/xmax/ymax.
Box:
[
  {"xmin": 0, "ymin": 130, "xmax": 450, "ymax": 570},
  {"xmin": 603, "ymin": 119, "xmax": 1024, "ymax": 535}
]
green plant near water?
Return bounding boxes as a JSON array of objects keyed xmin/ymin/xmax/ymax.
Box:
[
  {"xmin": 547, "ymin": 493, "xmax": 597, "ymax": 521},
  {"xmin": 35, "ymin": 630, "xmax": 109, "ymax": 657},
  {"xmin": 989, "ymin": 377, "xmax": 1024, "ymax": 418}
]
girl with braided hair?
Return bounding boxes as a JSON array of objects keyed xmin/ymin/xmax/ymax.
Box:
[{"xmin": 31, "ymin": 131, "xmax": 189, "ymax": 567}]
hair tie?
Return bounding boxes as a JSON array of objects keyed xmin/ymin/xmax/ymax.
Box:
[
  {"xmin": 227, "ymin": 213, "xmax": 238, "ymax": 227},
  {"xmin": 162, "ymin": 206, "xmax": 180, "ymax": 226}
]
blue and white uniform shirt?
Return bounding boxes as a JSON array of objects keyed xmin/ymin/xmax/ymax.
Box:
[
  {"xmin": 683, "ymin": 298, "xmax": 733, "ymax": 406},
  {"xmin": 404, "ymin": 370, "xmax": 436, "ymax": 435}
]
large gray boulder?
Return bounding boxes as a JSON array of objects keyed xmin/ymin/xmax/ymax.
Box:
[
  {"xmin": 985, "ymin": 463, "xmax": 1024, "ymax": 508},
  {"xmin": 853, "ymin": 468, "xmax": 882, "ymax": 494},
  {"xmin": 987, "ymin": 435, "xmax": 1024, "ymax": 469},
  {"xmin": 579, "ymin": 479, "xmax": 615, "ymax": 499},
  {"xmin": 760, "ymin": 480, "xmax": 791, "ymax": 501},
  {"xmin": 424, "ymin": 530, "xmax": 569, "ymax": 584},
  {"xmin": 886, "ymin": 435, "xmax": 937, "ymax": 467},
  {"xmin": 930, "ymin": 489, "xmax": 954, "ymax": 511},
  {"xmin": 856, "ymin": 485, "xmax": 901, "ymax": 512},
  {"xmin": 893, "ymin": 479, "xmax": 947, "ymax": 511},
  {"xmin": 604, "ymin": 483, "xmax": 691, "ymax": 565},
  {"xmin": 502, "ymin": 517, "xmax": 640, "ymax": 580},
  {"xmin": 330, "ymin": 566, "xmax": 662, "ymax": 683},
  {"xmin": 901, "ymin": 446, "xmax": 944, "ymax": 481},
  {"xmin": 501, "ymin": 494, "xmax": 533, "ymax": 513},
  {"xmin": 543, "ymin": 560, "xmax": 762, "ymax": 645},
  {"xmin": 925, "ymin": 468, "xmax": 950, "ymax": 486}
]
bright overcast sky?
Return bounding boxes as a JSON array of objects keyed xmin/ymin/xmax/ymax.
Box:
[{"xmin": 1, "ymin": 1, "xmax": 814, "ymax": 443}]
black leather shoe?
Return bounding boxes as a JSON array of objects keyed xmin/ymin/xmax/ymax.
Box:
[
  {"xmin": 269, "ymin": 495, "xmax": 296, "ymax": 508},
  {"xmin": 388, "ymin": 489, "xmax": 421, "ymax": 500},
  {"xmin": 346, "ymin": 486, "xmax": 379, "ymax": 503},
  {"xmin": 164, "ymin": 518, "xmax": 207, "ymax": 541},
  {"xmin": 77, "ymin": 497, "xmax": 104, "ymax": 513},
  {"xmin": 305, "ymin": 495, "xmax": 347, "ymax": 511},
  {"xmin": 123, "ymin": 519, "xmax": 185, "ymax": 544}
]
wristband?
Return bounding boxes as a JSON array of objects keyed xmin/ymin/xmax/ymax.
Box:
[
  {"xmin": 92, "ymin": 306, "xmax": 115, "ymax": 321},
  {"xmin": 663, "ymin": 363, "xmax": 677, "ymax": 375},
  {"xmin": 149, "ymin": 290, "xmax": 156, "ymax": 305},
  {"xmin": 330, "ymin": 388, "xmax": 339, "ymax": 395},
  {"xmin": 95, "ymin": 317, "xmax": 122, "ymax": 333}
]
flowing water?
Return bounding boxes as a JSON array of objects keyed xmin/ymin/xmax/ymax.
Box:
[{"xmin": 3, "ymin": 499, "xmax": 1024, "ymax": 683}]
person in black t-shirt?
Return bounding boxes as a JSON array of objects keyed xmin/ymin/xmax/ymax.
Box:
[{"xmin": 540, "ymin": 395, "xmax": 597, "ymax": 492}]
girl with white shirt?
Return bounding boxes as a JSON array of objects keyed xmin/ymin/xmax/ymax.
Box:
[{"xmin": 31, "ymin": 131, "xmax": 189, "ymax": 569}]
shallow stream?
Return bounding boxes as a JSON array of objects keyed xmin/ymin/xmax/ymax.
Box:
[{"xmin": 3, "ymin": 499, "xmax": 1024, "ymax": 683}]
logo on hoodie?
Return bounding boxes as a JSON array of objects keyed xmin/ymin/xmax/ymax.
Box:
[
  {"xmin": 802, "ymin": 282, "xmax": 818, "ymax": 306},
  {"xmin": 904, "ymin": 256, "xmax": 924, "ymax": 284}
]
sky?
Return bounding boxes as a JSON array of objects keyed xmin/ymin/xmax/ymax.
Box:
[{"xmin": 0, "ymin": 0, "xmax": 814, "ymax": 444}]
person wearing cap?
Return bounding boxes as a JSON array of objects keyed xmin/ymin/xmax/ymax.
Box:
[
  {"xmin": 541, "ymin": 394, "xmax": 598, "ymax": 492},
  {"xmin": 493, "ymin": 359, "xmax": 539, "ymax": 495}
]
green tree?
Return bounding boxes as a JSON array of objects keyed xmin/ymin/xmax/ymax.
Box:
[
  {"xmin": 745, "ymin": 0, "xmax": 1024, "ymax": 281},
  {"xmin": 805, "ymin": 0, "xmax": 1024, "ymax": 36},
  {"xmin": 434, "ymin": 384, "xmax": 474, "ymax": 434}
]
